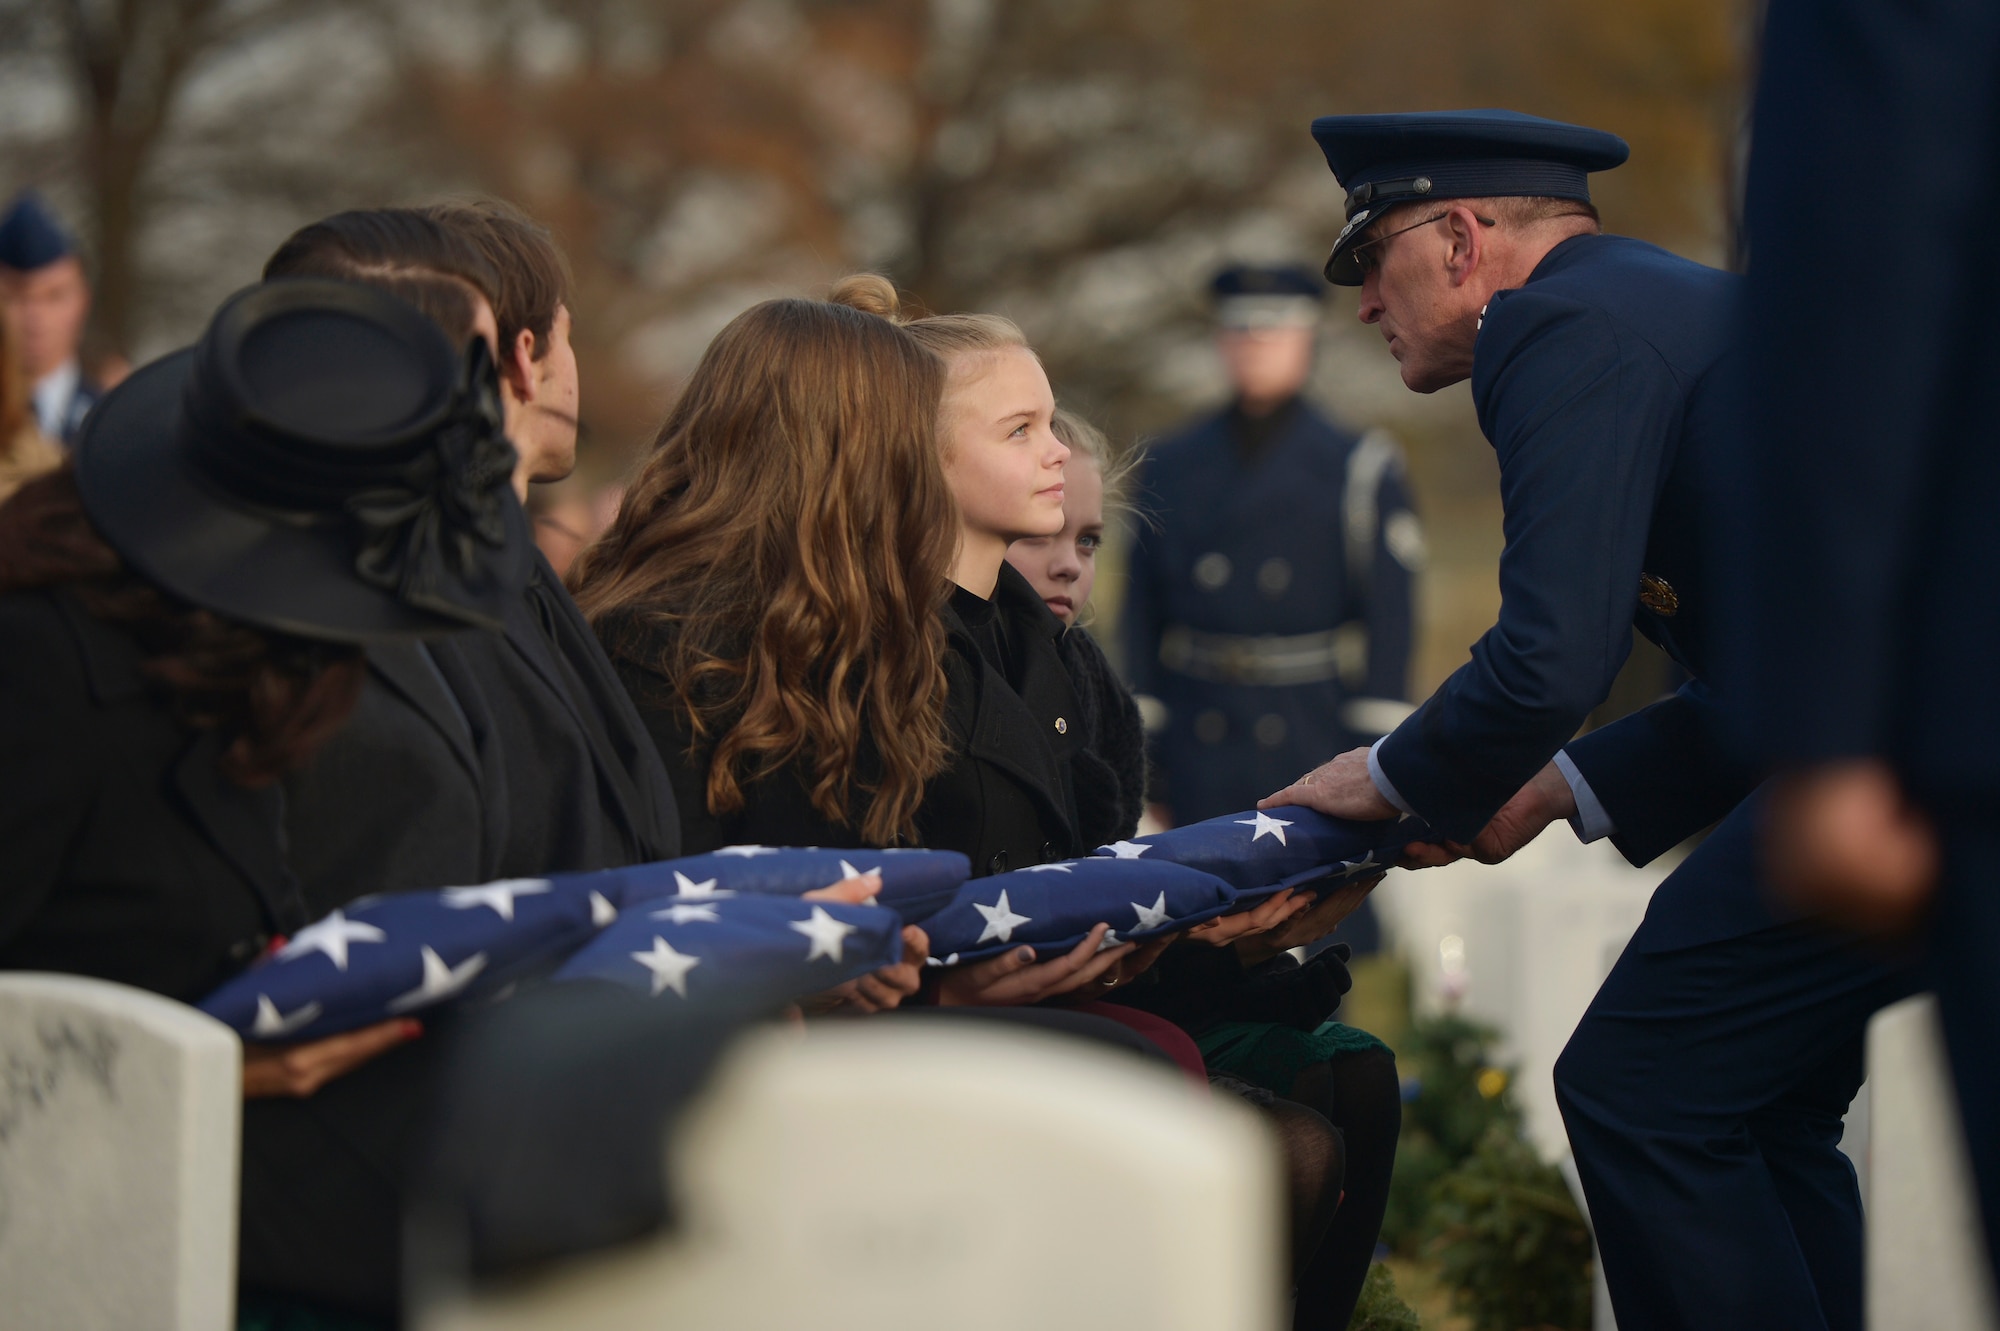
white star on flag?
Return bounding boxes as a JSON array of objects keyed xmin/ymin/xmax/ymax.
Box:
[
  {"xmin": 1021, "ymin": 862, "xmax": 1074, "ymax": 873},
  {"xmin": 651, "ymin": 902, "xmax": 721, "ymax": 925},
  {"xmin": 389, "ymin": 947, "xmax": 488, "ymax": 1013},
  {"xmin": 590, "ymin": 891, "xmax": 617, "ymax": 926},
  {"xmin": 974, "ymin": 889, "xmax": 1032, "ymax": 943},
  {"xmin": 1235, "ymin": 811, "xmax": 1294, "ymax": 845},
  {"xmin": 251, "ymin": 994, "xmax": 322, "ymax": 1038},
  {"xmin": 1130, "ymin": 892, "xmax": 1172, "ymax": 932},
  {"xmin": 715, "ymin": 845, "xmax": 781, "ymax": 858},
  {"xmin": 790, "ymin": 905, "xmax": 859, "ymax": 963},
  {"xmin": 1338, "ymin": 850, "xmax": 1379, "ymax": 876},
  {"xmin": 632, "ymin": 936, "xmax": 701, "ymax": 997},
  {"xmin": 442, "ymin": 879, "xmax": 552, "ymax": 921},
  {"xmin": 1103, "ymin": 840, "xmax": 1151, "ymax": 859},
  {"xmin": 1096, "ymin": 929, "xmax": 1122, "ymax": 952},
  {"xmin": 279, "ymin": 910, "xmax": 386, "ymax": 971},
  {"xmin": 672, "ymin": 871, "xmax": 730, "ymax": 898}
]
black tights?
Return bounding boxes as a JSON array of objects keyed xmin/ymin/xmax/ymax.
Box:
[{"xmin": 1246, "ymin": 1049, "xmax": 1402, "ymax": 1329}]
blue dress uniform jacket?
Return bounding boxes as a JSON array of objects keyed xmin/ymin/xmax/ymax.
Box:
[
  {"xmin": 1124, "ymin": 399, "xmax": 1417, "ymax": 823},
  {"xmin": 1373, "ymin": 234, "xmax": 1737, "ymax": 845},
  {"xmin": 1378, "ymin": 238, "xmax": 1917, "ymax": 1331},
  {"xmin": 1737, "ymin": 0, "xmax": 2000, "ymax": 1294}
]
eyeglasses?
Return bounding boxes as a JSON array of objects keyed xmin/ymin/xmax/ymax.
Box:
[{"xmin": 1348, "ymin": 210, "xmax": 1497, "ymax": 277}]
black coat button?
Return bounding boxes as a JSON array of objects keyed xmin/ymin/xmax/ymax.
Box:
[
  {"xmin": 1040, "ymin": 841, "xmax": 1057, "ymax": 862},
  {"xmin": 988, "ymin": 851, "xmax": 1010, "ymax": 875},
  {"xmin": 227, "ymin": 934, "xmax": 271, "ymax": 964}
]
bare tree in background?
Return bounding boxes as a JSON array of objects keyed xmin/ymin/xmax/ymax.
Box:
[
  {"xmin": 0, "ymin": 0, "xmax": 411, "ymax": 357},
  {"xmin": 0, "ymin": 0, "xmax": 1749, "ymax": 454},
  {"xmin": 369, "ymin": 0, "xmax": 1745, "ymax": 458}
]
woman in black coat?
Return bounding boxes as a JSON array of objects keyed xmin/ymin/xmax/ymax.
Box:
[{"xmin": 0, "ymin": 280, "xmax": 532, "ymax": 1323}]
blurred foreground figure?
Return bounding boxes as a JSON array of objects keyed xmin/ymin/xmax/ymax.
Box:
[
  {"xmin": 0, "ymin": 191, "xmax": 98, "ymax": 444},
  {"xmin": 1124, "ymin": 265, "xmax": 1418, "ymax": 855},
  {"xmin": 1265, "ymin": 110, "xmax": 1918, "ymax": 1331},
  {"xmin": 1740, "ymin": 0, "xmax": 2000, "ymax": 1290}
]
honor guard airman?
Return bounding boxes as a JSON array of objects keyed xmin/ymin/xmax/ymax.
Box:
[
  {"xmin": 1261, "ymin": 109, "xmax": 1920, "ymax": 1331},
  {"xmin": 1122, "ymin": 263, "xmax": 1420, "ymax": 849},
  {"xmin": 0, "ymin": 192, "xmax": 101, "ymax": 446}
]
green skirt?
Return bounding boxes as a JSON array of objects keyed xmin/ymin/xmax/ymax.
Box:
[{"xmin": 1197, "ymin": 1019, "xmax": 1391, "ymax": 1093}]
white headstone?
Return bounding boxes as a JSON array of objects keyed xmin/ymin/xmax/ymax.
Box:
[
  {"xmin": 420, "ymin": 1021, "xmax": 1285, "ymax": 1331},
  {"xmin": 1373, "ymin": 825, "xmax": 1665, "ymax": 1158},
  {"xmin": 0, "ymin": 972, "xmax": 241, "ymax": 1331},
  {"xmin": 1866, "ymin": 994, "xmax": 1998, "ymax": 1331}
]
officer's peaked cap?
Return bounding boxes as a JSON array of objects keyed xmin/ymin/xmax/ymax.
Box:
[
  {"xmin": 1311, "ymin": 110, "xmax": 1628, "ymax": 285},
  {"xmin": 1211, "ymin": 264, "xmax": 1324, "ymax": 302}
]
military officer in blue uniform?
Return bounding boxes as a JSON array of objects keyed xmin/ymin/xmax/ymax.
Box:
[
  {"xmin": 1261, "ymin": 110, "xmax": 1918, "ymax": 1331},
  {"xmin": 1123, "ymin": 263, "xmax": 1420, "ymax": 857},
  {"xmin": 0, "ymin": 191, "xmax": 102, "ymax": 445}
]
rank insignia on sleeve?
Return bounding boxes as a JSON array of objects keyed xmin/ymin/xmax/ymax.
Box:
[{"xmin": 1638, "ymin": 572, "xmax": 1679, "ymax": 617}]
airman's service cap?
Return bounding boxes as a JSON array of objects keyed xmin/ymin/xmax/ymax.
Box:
[
  {"xmin": 1211, "ymin": 263, "xmax": 1324, "ymax": 329},
  {"xmin": 1311, "ymin": 110, "xmax": 1628, "ymax": 285},
  {"xmin": 0, "ymin": 191, "xmax": 78, "ymax": 272}
]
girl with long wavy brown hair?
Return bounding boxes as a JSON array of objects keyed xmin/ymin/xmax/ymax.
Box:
[
  {"xmin": 572, "ymin": 292, "xmax": 956, "ymax": 848},
  {"xmin": 578, "ymin": 282, "xmax": 1152, "ymax": 1018}
]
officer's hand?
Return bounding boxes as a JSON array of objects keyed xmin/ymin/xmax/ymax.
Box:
[
  {"xmin": 1260, "ymin": 747, "xmax": 1399, "ymax": 821},
  {"xmin": 1463, "ymin": 761, "xmax": 1576, "ymax": 864},
  {"xmin": 1767, "ymin": 760, "xmax": 1937, "ymax": 936}
]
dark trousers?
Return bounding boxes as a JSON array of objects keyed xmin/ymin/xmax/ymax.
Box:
[
  {"xmin": 1554, "ymin": 804, "xmax": 1920, "ymax": 1331},
  {"xmin": 1936, "ymin": 819, "xmax": 2000, "ymax": 1289}
]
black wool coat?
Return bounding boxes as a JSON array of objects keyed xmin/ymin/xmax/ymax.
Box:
[
  {"xmin": 283, "ymin": 553, "xmax": 681, "ymax": 916},
  {"xmin": 602, "ymin": 563, "xmax": 1084, "ymax": 875},
  {"xmin": 0, "ymin": 589, "xmax": 305, "ymax": 1000},
  {"xmin": 1057, "ymin": 623, "xmax": 1147, "ymax": 850}
]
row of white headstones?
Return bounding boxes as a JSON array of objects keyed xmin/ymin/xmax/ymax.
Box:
[
  {"xmin": 1373, "ymin": 824, "xmax": 1997, "ymax": 1331},
  {"xmin": 0, "ymin": 827, "xmax": 1991, "ymax": 1330}
]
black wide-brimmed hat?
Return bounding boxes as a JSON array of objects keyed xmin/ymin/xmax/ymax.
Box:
[{"xmin": 74, "ymin": 279, "xmax": 531, "ymax": 642}]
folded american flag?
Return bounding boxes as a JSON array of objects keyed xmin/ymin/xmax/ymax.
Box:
[
  {"xmin": 200, "ymin": 847, "xmax": 957, "ymax": 1041},
  {"xmin": 200, "ymin": 875, "xmax": 603, "ymax": 1041},
  {"xmin": 922, "ymin": 857, "xmax": 1238, "ymax": 965},
  {"xmin": 597, "ymin": 846, "xmax": 968, "ymax": 924},
  {"xmin": 553, "ymin": 893, "xmax": 900, "ymax": 999},
  {"xmin": 1095, "ymin": 807, "xmax": 1424, "ymax": 900}
]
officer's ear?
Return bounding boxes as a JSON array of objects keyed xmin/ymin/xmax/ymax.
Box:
[{"xmin": 1443, "ymin": 205, "xmax": 1489, "ymax": 287}]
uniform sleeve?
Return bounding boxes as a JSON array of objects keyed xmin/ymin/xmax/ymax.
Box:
[
  {"xmin": 1739, "ymin": 0, "xmax": 2000, "ymax": 761},
  {"xmin": 0, "ymin": 599, "xmax": 98, "ymax": 949},
  {"xmin": 1562, "ymin": 680, "xmax": 1762, "ymax": 866},
  {"xmin": 1374, "ymin": 293, "xmax": 1683, "ymax": 841}
]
